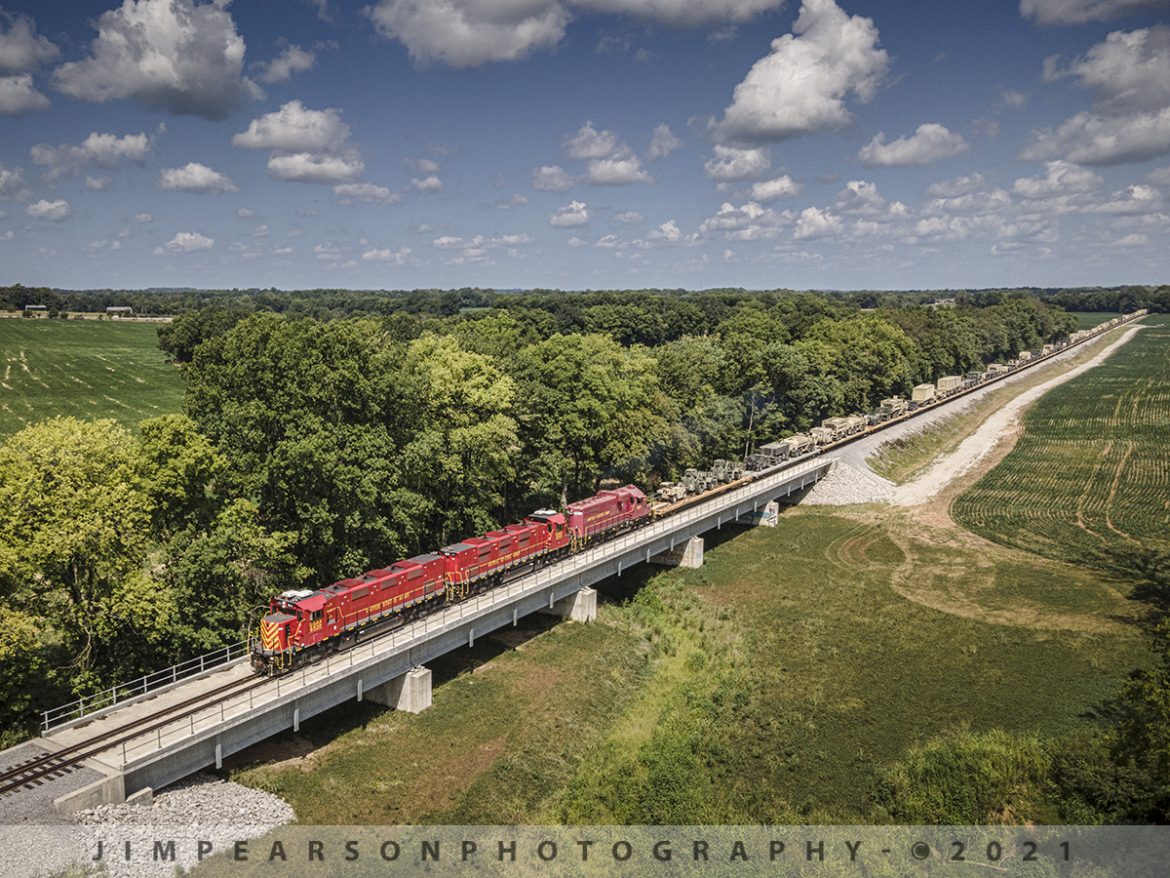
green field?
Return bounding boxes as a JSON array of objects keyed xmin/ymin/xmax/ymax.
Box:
[
  {"xmin": 231, "ymin": 505, "xmax": 1144, "ymax": 823},
  {"xmin": 0, "ymin": 319, "xmax": 184, "ymax": 436},
  {"xmin": 953, "ymin": 317, "xmax": 1170, "ymax": 572}
]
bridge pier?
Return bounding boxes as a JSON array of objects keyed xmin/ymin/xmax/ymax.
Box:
[
  {"xmin": 650, "ymin": 536, "xmax": 704, "ymax": 569},
  {"xmin": 367, "ymin": 666, "xmax": 432, "ymax": 714},
  {"xmin": 753, "ymin": 500, "xmax": 779, "ymax": 527},
  {"xmin": 541, "ymin": 586, "xmax": 597, "ymax": 623}
]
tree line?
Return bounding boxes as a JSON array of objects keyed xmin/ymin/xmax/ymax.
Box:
[
  {"xmin": 0, "ymin": 291, "xmax": 1122, "ymax": 743},
  {"xmin": 4, "ymin": 282, "xmax": 1169, "ymax": 327}
]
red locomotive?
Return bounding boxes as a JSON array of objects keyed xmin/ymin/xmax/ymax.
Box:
[{"xmin": 252, "ymin": 486, "xmax": 649, "ymax": 674}]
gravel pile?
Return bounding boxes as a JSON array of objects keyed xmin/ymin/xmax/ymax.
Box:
[
  {"xmin": 3, "ymin": 773, "xmax": 294, "ymax": 878},
  {"xmin": 802, "ymin": 460, "xmax": 895, "ymax": 506}
]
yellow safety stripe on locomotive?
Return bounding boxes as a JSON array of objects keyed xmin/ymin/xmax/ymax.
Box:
[{"xmin": 260, "ymin": 619, "xmax": 282, "ymax": 650}]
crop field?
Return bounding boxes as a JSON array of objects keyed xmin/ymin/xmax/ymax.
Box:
[
  {"xmin": 0, "ymin": 319, "xmax": 184, "ymax": 437},
  {"xmin": 953, "ymin": 317, "xmax": 1170, "ymax": 572},
  {"xmin": 230, "ymin": 507, "xmax": 1144, "ymax": 824}
]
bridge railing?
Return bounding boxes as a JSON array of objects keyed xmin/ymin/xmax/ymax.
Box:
[
  {"xmin": 41, "ymin": 640, "xmax": 249, "ymax": 734},
  {"xmin": 116, "ymin": 456, "xmax": 834, "ymax": 767}
]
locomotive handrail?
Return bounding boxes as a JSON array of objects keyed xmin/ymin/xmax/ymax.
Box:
[{"xmin": 41, "ymin": 640, "xmax": 250, "ymax": 734}]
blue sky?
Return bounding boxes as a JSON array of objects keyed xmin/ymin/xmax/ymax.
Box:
[{"xmin": 0, "ymin": 0, "xmax": 1168, "ymax": 291}]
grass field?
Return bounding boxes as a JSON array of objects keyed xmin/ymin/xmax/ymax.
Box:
[
  {"xmin": 230, "ymin": 505, "xmax": 1145, "ymax": 824},
  {"xmin": 953, "ymin": 317, "xmax": 1170, "ymax": 573},
  {"xmin": 0, "ymin": 319, "xmax": 184, "ymax": 436}
]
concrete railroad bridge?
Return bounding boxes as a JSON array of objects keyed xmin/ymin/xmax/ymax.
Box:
[{"xmin": 2, "ymin": 455, "xmax": 834, "ymax": 813}]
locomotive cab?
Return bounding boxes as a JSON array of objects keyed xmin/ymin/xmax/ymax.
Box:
[{"xmin": 251, "ymin": 590, "xmax": 312, "ymax": 673}]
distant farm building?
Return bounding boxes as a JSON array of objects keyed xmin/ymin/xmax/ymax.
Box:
[
  {"xmin": 106, "ymin": 306, "xmax": 133, "ymax": 317},
  {"xmin": 24, "ymin": 304, "xmax": 46, "ymax": 311}
]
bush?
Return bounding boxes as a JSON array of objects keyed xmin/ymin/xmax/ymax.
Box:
[{"xmin": 875, "ymin": 726, "xmax": 1054, "ymax": 823}]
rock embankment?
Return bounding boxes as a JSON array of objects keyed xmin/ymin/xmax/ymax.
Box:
[{"xmin": 5, "ymin": 773, "xmax": 294, "ymax": 878}]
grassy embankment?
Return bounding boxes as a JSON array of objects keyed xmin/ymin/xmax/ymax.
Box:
[
  {"xmin": 953, "ymin": 316, "xmax": 1170, "ymax": 571},
  {"xmin": 870, "ymin": 319, "xmax": 1135, "ymax": 484},
  {"xmin": 0, "ymin": 319, "xmax": 183, "ymax": 436}
]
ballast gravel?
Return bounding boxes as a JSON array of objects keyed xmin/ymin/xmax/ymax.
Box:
[
  {"xmin": 803, "ymin": 325, "xmax": 1145, "ymax": 507},
  {"xmin": 3, "ymin": 773, "xmax": 294, "ymax": 878}
]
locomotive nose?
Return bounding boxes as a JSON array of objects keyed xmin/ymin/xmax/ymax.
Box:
[{"xmin": 260, "ymin": 614, "xmax": 289, "ymax": 651}]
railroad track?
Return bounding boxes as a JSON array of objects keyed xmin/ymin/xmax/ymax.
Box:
[{"xmin": 0, "ymin": 673, "xmax": 268, "ymax": 798}]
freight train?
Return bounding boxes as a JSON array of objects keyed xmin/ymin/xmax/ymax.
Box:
[{"xmin": 250, "ymin": 309, "xmax": 1146, "ymax": 674}]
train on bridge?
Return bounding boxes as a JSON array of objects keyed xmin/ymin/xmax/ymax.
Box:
[{"xmin": 252, "ymin": 309, "xmax": 1147, "ymax": 675}]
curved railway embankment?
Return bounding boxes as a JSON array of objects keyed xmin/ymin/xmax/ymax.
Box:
[{"xmin": 805, "ymin": 323, "xmax": 1148, "ymax": 507}]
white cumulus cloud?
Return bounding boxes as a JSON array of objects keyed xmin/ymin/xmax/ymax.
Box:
[
  {"xmin": 532, "ymin": 164, "xmax": 574, "ymax": 191},
  {"xmin": 25, "ymin": 199, "xmax": 71, "ymax": 221},
  {"xmin": 750, "ymin": 174, "xmax": 802, "ymax": 201},
  {"xmin": 31, "ymin": 132, "xmax": 153, "ymax": 180},
  {"xmin": 255, "ymin": 44, "xmax": 318, "ymax": 84},
  {"xmin": 858, "ymin": 123, "xmax": 969, "ymax": 167},
  {"xmin": 646, "ymin": 123, "xmax": 682, "ymax": 159},
  {"xmin": 233, "ymin": 100, "xmax": 350, "ymax": 152},
  {"xmin": 1023, "ymin": 108, "xmax": 1170, "ymax": 165},
  {"xmin": 159, "ymin": 161, "xmax": 238, "ymax": 193},
  {"xmin": 365, "ymin": 0, "xmax": 571, "ymax": 68},
  {"xmin": 588, "ymin": 148, "xmax": 652, "ymax": 185},
  {"xmin": 156, "ymin": 231, "xmax": 214, "ymax": 253},
  {"xmin": 1094, "ymin": 183, "xmax": 1163, "ymax": 214},
  {"xmin": 266, "ymin": 151, "xmax": 364, "ymax": 183},
  {"xmin": 926, "ymin": 173, "xmax": 987, "ymax": 198},
  {"xmin": 1048, "ymin": 26, "xmax": 1170, "ymax": 116},
  {"xmin": 577, "ymin": 0, "xmax": 780, "ymax": 26},
  {"xmin": 364, "ymin": 0, "xmax": 779, "ymax": 68},
  {"xmin": 1020, "ymin": 0, "xmax": 1169, "ymax": 25},
  {"xmin": 564, "ymin": 120, "xmax": 620, "ymax": 160},
  {"xmin": 704, "ymin": 144, "xmax": 771, "ymax": 180},
  {"xmin": 333, "ymin": 183, "xmax": 400, "ymax": 204},
  {"xmin": 1012, "ymin": 160, "xmax": 1103, "ymax": 198},
  {"xmin": 1026, "ymin": 26, "xmax": 1170, "ymax": 165},
  {"xmin": 52, "ymin": 0, "xmax": 258, "ymax": 120},
  {"xmin": 362, "ymin": 246, "xmax": 412, "ymax": 264},
  {"xmin": 549, "ymin": 199, "xmax": 589, "ymax": 227},
  {"xmin": 410, "ymin": 174, "xmax": 443, "ymax": 192},
  {"xmin": 0, "ymin": 73, "xmax": 48, "ymax": 114},
  {"xmin": 716, "ymin": 0, "xmax": 889, "ymax": 142},
  {"xmin": 0, "ymin": 10, "xmax": 59, "ymax": 72},
  {"xmin": 0, "ymin": 163, "xmax": 24, "ymax": 198},
  {"xmin": 793, "ymin": 205, "xmax": 842, "ymax": 239}
]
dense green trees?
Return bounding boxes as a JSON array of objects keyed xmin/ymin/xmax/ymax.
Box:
[{"xmin": 513, "ymin": 333, "xmax": 670, "ymax": 503}]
